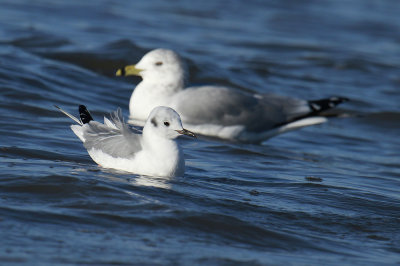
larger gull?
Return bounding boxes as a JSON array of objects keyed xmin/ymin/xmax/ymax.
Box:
[
  {"xmin": 55, "ymin": 105, "xmax": 196, "ymax": 177},
  {"xmin": 116, "ymin": 48, "xmax": 348, "ymax": 142}
]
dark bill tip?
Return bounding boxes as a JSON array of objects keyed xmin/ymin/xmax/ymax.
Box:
[{"xmin": 176, "ymin": 128, "xmax": 196, "ymax": 138}]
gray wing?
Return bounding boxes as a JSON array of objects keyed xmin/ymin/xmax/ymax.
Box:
[
  {"xmin": 171, "ymin": 86, "xmax": 310, "ymax": 132},
  {"xmin": 82, "ymin": 109, "xmax": 142, "ymax": 158}
]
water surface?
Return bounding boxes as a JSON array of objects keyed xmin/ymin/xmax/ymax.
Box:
[{"xmin": 1, "ymin": 0, "xmax": 400, "ymax": 264}]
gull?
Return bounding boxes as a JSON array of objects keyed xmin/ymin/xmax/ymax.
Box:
[
  {"xmin": 55, "ymin": 105, "xmax": 196, "ymax": 177},
  {"xmin": 116, "ymin": 48, "xmax": 348, "ymax": 143}
]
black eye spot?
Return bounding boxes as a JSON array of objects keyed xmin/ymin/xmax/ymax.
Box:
[
  {"xmin": 155, "ymin": 61, "xmax": 163, "ymax": 66},
  {"xmin": 151, "ymin": 118, "xmax": 157, "ymax": 127},
  {"xmin": 164, "ymin": 121, "xmax": 170, "ymax": 127}
]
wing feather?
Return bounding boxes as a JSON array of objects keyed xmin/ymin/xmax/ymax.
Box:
[{"xmin": 82, "ymin": 109, "xmax": 142, "ymax": 158}]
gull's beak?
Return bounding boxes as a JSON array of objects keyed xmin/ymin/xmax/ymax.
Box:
[
  {"xmin": 116, "ymin": 64, "xmax": 143, "ymax": 76},
  {"xmin": 176, "ymin": 128, "xmax": 196, "ymax": 138}
]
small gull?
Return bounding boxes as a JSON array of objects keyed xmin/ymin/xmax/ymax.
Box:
[
  {"xmin": 116, "ymin": 48, "xmax": 348, "ymax": 142},
  {"xmin": 55, "ymin": 105, "xmax": 196, "ymax": 177}
]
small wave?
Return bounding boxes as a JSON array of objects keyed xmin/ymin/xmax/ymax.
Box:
[
  {"xmin": 0, "ymin": 146, "xmax": 82, "ymax": 163},
  {"xmin": 2, "ymin": 32, "xmax": 70, "ymax": 50},
  {"xmin": 361, "ymin": 111, "xmax": 400, "ymax": 127},
  {"xmin": 34, "ymin": 39, "xmax": 146, "ymax": 77}
]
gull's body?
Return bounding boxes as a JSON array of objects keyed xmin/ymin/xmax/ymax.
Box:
[
  {"xmin": 117, "ymin": 48, "xmax": 348, "ymax": 143},
  {"xmin": 56, "ymin": 105, "xmax": 195, "ymax": 177}
]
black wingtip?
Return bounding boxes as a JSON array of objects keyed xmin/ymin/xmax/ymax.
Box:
[
  {"xmin": 79, "ymin": 105, "xmax": 94, "ymax": 124},
  {"xmin": 308, "ymin": 96, "xmax": 349, "ymax": 113}
]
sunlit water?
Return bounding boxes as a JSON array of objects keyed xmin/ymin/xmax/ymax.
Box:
[{"xmin": 1, "ymin": 0, "xmax": 399, "ymax": 264}]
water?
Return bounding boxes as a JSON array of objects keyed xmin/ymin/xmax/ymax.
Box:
[{"xmin": 1, "ymin": 0, "xmax": 400, "ymax": 264}]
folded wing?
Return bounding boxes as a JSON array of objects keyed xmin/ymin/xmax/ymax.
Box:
[{"xmin": 83, "ymin": 109, "xmax": 143, "ymax": 158}]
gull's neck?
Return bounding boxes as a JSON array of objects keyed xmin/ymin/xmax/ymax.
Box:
[
  {"xmin": 142, "ymin": 129, "xmax": 180, "ymax": 155},
  {"xmin": 142, "ymin": 70, "xmax": 186, "ymax": 94},
  {"xmin": 129, "ymin": 76, "xmax": 186, "ymax": 122},
  {"xmin": 141, "ymin": 130, "xmax": 184, "ymax": 176}
]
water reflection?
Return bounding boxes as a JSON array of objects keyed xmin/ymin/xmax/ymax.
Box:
[{"xmin": 129, "ymin": 175, "xmax": 172, "ymax": 189}]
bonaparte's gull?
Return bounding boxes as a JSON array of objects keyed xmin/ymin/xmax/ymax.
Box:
[
  {"xmin": 116, "ymin": 48, "xmax": 348, "ymax": 142},
  {"xmin": 55, "ymin": 105, "xmax": 195, "ymax": 177}
]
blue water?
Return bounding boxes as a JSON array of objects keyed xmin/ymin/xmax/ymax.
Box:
[{"xmin": 1, "ymin": 0, "xmax": 400, "ymax": 264}]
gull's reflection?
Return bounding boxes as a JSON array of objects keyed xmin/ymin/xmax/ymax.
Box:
[{"xmin": 130, "ymin": 175, "xmax": 172, "ymax": 189}]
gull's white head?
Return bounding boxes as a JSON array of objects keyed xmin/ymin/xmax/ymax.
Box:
[
  {"xmin": 143, "ymin": 106, "xmax": 196, "ymax": 140},
  {"xmin": 117, "ymin": 49, "xmax": 188, "ymax": 91}
]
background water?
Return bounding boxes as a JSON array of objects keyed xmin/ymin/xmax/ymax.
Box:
[{"xmin": 1, "ymin": 0, "xmax": 400, "ymax": 264}]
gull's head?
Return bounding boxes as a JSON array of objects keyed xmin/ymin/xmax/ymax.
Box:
[
  {"xmin": 144, "ymin": 106, "xmax": 196, "ymax": 140},
  {"xmin": 116, "ymin": 49, "xmax": 187, "ymax": 89}
]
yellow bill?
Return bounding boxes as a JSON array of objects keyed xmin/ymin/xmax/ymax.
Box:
[{"xmin": 116, "ymin": 65, "xmax": 143, "ymax": 76}]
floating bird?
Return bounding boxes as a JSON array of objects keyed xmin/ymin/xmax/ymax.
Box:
[
  {"xmin": 55, "ymin": 105, "xmax": 195, "ymax": 177},
  {"xmin": 116, "ymin": 48, "xmax": 348, "ymax": 142}
]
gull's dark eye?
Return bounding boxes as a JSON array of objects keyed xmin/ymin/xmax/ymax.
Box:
[
  {"xmin": 155, "ymin": 61, "xmax": 163, "ymax": 66},
  {"xmin": 164, "ymin": 121, "xmax": 170, "ymax": 127}
]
